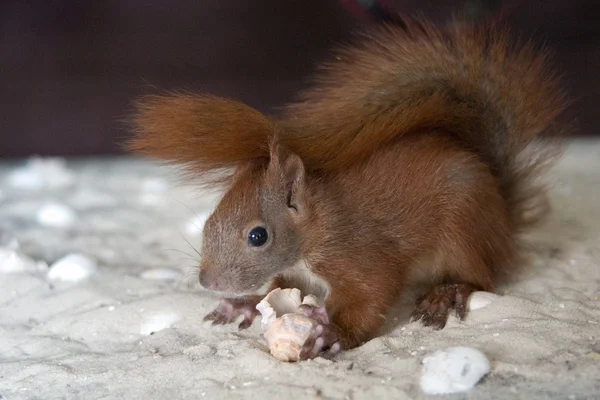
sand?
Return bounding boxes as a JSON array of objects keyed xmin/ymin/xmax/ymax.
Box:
[{"xmin": 1, "ymin": 140, "xmax": 599, "ymax": 399}]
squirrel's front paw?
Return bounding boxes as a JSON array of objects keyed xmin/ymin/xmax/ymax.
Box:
[
  {"xmin": 203, "ymin": 296, "xmax": 262, "ymax": 330},
  {"xmin": 297, "ymin": 304, "xmax": 342, "ymax": 360}
]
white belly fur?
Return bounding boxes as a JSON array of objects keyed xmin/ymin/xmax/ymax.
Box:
[{"xmin": 278, "ymin": 260, "xmax": 330, "ymax": 302}]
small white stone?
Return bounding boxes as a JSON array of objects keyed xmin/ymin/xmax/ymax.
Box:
[
  {"xmin": 467, "ymin": 292, "xmax": 498, "ymax": 311},
  {"xmin": 0, "ymin": 246, "xmax": 45, "ymax": 273},
  {"xmin": 183, "ymin": 344, "xmax": 215, "ymax": 360},
  {"xmin": 140, "ymin": 268, "xmax": 180, "ymax": 281},
  {"xmin": 139, "ymin": 193, "xmax": 164, "ymax": 206},
  {"xmin": 36, "ymin": 202, "xmax": 76, "ymax": 227},
  {"xmin": 6, "ymin": 157, "xmax": 74, "ymax": 190},
  {"xmin": 108, "ymin": 306, "xmax": 116, "ymax": 311},
  {"xmin": 47, "ymin": 253, "xmax": 97, "ymax": 282},
  {"xmin": 420, "ymin": 346, "xmax": 491, "ymax": 395},
  {"xmin": 184, "ymin": 212, "xmax": 211, "ymax": 237},
  {"xmin": 493, "ymin": 333, "xmax": 500, "ymax": 337},
  {"xmin": 559, "ymin": 303, "xmax": 565, "ymax": 309},
  {"xmin": 141, "ymin": 177, "xmax": 169, "ymax": 192},
  {"xmin": 140, "ymin": 313, "xmax": 180, "ymax": 335}
]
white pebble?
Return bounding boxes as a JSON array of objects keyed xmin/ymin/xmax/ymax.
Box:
[
  {"xmin": 141, "ymin": 177, "xmax": 169, "ymax": 192},
  {"xmin": 6, "ymin": 157, "xmax": 74, "ymax": 190},
  {"xmin": 36, "ymin": 202, "xmax": 76, "ymax": 227},
  {"xmin": 183, "ymin": 344, "xmax": 215, "ymax": 360},
  {"xmin": 185, "ymin": 212, "xmax": 211, "ymax": 237},
  {"xmin": 0, "ymin": 245, "xmax": 47, "ymax": 273},
  {"xmin": 140, "ymin": 268, "xmax": 181, "ymax": 281},
  {"xmin": 47, "ymin": 253, "xmax": 97, "ymax": 282},
  {"xmin": 420, "ymin": 346, "xmax": 491, "ymax": 395},
  {"xmin": 140, "ymin": 313, "xmax": 181, "ymax": 335},
  {"xmin": 467, "ymin": 292, "xmax": 498, "ymax": 311},
  {"xmin": 139, "ymin": 193, "xmax": 164, "ymax": 206}
]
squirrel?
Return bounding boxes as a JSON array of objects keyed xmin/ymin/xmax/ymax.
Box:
[{"xmin": 128, "ymin": 20, "xmax": 567, "ymax": 360}]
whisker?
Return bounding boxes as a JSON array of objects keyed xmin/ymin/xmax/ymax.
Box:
[
  {"xmin": 160, "ymin": 248, "xmax": 200, "ymax": 263},
  {"xmin": 166, "ymin": 197, "xmax": 213, "ymax": 259}
]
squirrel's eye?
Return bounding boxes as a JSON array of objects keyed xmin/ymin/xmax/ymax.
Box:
[{"xmin": 247, "ymin": 226, "xmax": 268, "ymax": 247}]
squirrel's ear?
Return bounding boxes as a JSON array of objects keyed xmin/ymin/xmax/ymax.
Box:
[
  {"xmin": 267, "ymin": 137, "xmax": 306, "ymax": 216},
  {"xmin": 282, "ymin": 153, "xmax": 306, "ymax": 216}
]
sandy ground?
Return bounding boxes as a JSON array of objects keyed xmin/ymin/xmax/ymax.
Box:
[{"xmin": 1, "ymin": 140, "xmax": 599, "ymax": 400}]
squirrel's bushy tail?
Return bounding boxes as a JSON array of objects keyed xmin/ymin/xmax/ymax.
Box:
[
  {"xmin": 128, "ymin": 20, "xmax": 568, "ymax": 231},
  {"xmin": 282, "ymin": 21, "xmax": 568, "ymax": 232},
  {"xmin": 128, "ymin": 93, "xmax": 275, "ymax": 186}
]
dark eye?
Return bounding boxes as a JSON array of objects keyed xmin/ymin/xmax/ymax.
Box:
[{"xmin": 247, "ymin": 226, "xmax": 268, "ymax": 247}]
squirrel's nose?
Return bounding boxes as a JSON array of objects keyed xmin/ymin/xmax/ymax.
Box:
[{"xmin": 199, "ymin": 268, "xmax": 222, "ymax": 291}]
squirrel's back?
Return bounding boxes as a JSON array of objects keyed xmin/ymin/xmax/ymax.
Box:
[{"xmin": 282, "ymin": 20, "xmax": 568, "ymax": 233}]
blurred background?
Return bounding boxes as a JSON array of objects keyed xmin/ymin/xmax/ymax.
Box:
[{"xmin": 1, "ymin": 0, "xmax": 598, "ymax": 158}]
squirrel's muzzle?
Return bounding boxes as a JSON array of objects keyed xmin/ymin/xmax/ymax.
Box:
[{"xmin": 199, "ymin": 268, "xmax": 225, "ymax": 291}]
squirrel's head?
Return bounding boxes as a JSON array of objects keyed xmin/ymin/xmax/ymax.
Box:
[{"xmin": 198, "ymin": 140, "xmax": 308, "ymax": 293}]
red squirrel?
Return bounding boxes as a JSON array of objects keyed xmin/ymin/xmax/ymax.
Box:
[{"xmin": 128, "ymin": 20, "xmax": 567, "ymax": 359}]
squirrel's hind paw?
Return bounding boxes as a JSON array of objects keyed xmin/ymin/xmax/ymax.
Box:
[{"xmin": 410, "ymin": 283, "xmax": 478, "ymax": 329}]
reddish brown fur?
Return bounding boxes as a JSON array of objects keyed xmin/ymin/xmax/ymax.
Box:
[
  {"xmin": 128, "ymin": 21, "xmax": 568, "ymax": 351},
  {"xmin": 293, "ymin": 134, "xmax": 512, "ymax": 346}
]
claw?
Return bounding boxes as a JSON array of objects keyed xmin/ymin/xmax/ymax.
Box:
[
  {"xmin": 410, "ymin": 283, "xmax": 478, "ymax": 329},
  {"xmin": 203, "ymin": 296, "xmax": 261, "ymax": 330},
  {"xmin": 296, "ymin": 305, "xmax": 342, "ymax": 360}
]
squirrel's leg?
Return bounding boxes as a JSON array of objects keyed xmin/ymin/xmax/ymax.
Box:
[
  {"xmin": 411, "ymin": 170, "xmax": 511, "ymax": 329},
  {"xmin": 295, "ymin": 286, "xmax": 396, "ymax": 359},
  {"xmin": 410, "ymin": 282, "xmax": 483, "ymax": 329},
  {"xmin": 203, "ymin": 275, "xmax": 289, "ymax": 330},
  {"xmin": 295, "ymin": 259, "xmax": 404, "ymax": 359},
  {"xmin": 411, "ymin": 234, "xmax": 499, "ymax": 329}
]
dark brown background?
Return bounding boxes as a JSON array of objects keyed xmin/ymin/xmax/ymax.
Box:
[{"xmin": 1, "ymin": 0, "xmax": 598, "ymax": 158}]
